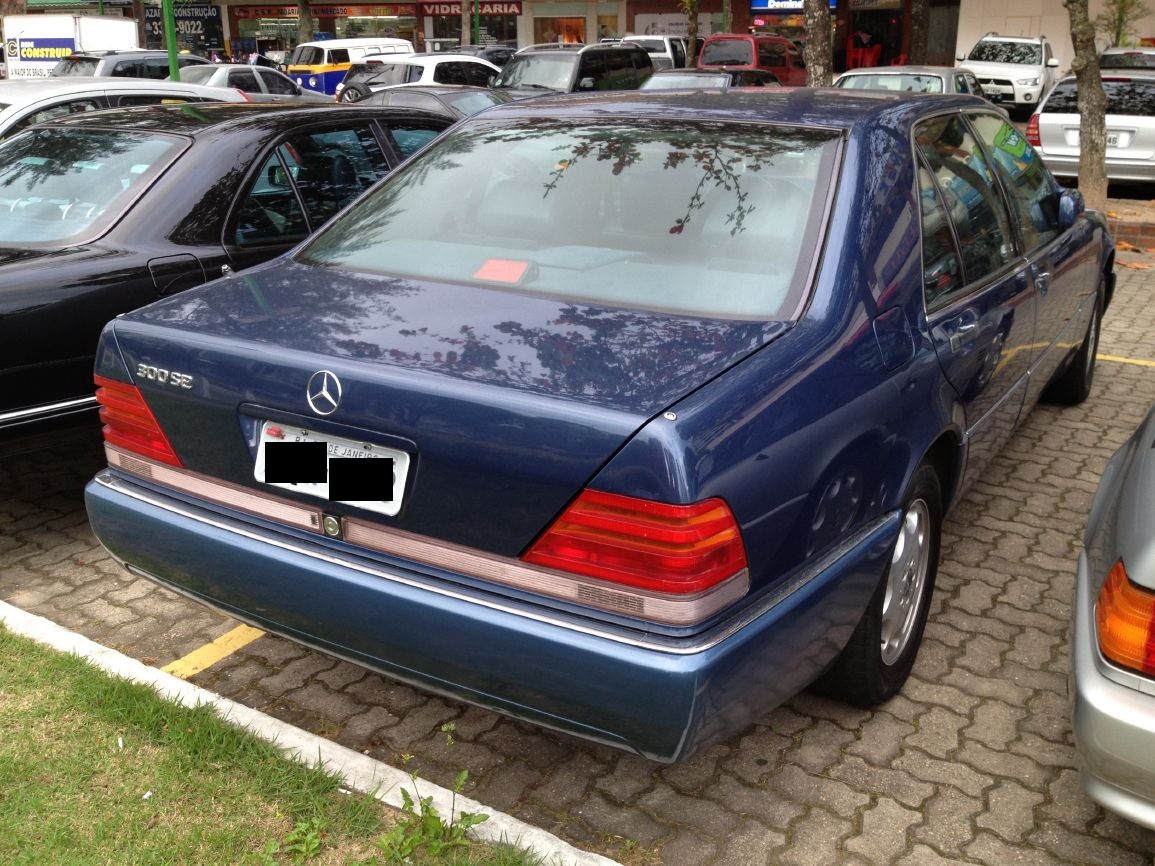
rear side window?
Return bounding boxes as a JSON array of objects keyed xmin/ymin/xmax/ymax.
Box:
[
  {"xmin": 110, "ymin": 60, "xmax": 144, "ymax": 77},
  {"xmin": 916, "ymin": 115, "xmax": 1015, "ymax": 286},
  {"xmin": 1043, "ymin": 78, "xmax": 1155, "ymax": 115},
  {"xmin": 144, "ymin": 58, "xmax": 170, "ymax": 79},
  {"xmin": 433, "ymin": 62, "xmax": 468, "ymax": 85},
  {"xmin": 700, "ymin": 40, "xmax": 752, "ymax": 66},
  {"xmin": 386, "ymin": 122, "xmax": 447, "ymax": 158},
  {"xmin": 756, "ymin": 41, "xmax": 783, "ymax": 68}
]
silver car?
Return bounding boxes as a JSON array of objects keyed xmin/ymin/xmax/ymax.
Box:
[
  {"xmin": 1072, "ymin": 402, "xmax": 1155, "ymax": 830},
  {"xmin": 174, "ymin": 64, "xmax": 332, "ymax": 103},
  {"xmin": 1029, "ymin": 71, "xmax": 1155, "ymax": 183},
  {"xmin": 834, "ymin": 65, "xmax": 989, "ymax": 98}
]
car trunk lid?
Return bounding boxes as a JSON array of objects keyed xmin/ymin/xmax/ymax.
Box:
[{"xmin": 107, "ymin": 261, "xmax": 785, "ymax": 556}]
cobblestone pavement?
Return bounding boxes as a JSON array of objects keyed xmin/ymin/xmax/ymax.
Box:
[{"xmin": 4, "ymin": 252, "xmax": 1155, "ymax": 866}]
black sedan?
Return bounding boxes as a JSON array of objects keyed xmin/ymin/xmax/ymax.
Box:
[{"xmin": 0, "ymin": 103, "xmax": 453, "ymax": 431}]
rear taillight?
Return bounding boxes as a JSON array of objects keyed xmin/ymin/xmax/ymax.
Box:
[
  {"xmin": 95, "ymin": 375, "xmax": 182, "ymax": 467},
  {"xmin": 1096, "ymin": 559, "xmax": 1155, "ymax": 676},
  {"xmin": 523, "ymin": 490, "xmax": 748, "ymax": 595},
  {"xmin": 1026, "ymin": 114, "xmax": 1041, "ymax": 147}
]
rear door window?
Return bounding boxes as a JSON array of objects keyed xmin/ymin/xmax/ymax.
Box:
[
  {"xmin": 758, "ymin": 41, "xmax": 787, "ymax": 69},
  {"xmin": 259, "ymin": 69, "xmax": 297, "ymax": 95},
  {"xmin": 462, "ymin": 61, "xmax": 493, "ymax": 86},
  {"xmin": 433, "ymin": 62, "xmax": 468, "ymax": 85},
  {"xmin": 227, "ymin": 69, "xmax": 262, "ymax": 92},
  {"xmin": 290, "ymin": 126, "xmax": 391, "ymax": 225},
  {"xmin": 915, "ymin": 114, "xmax": 1016, "ymax": 287},
  {"xmin": 110, "ymin": 60, "xmax": 144, "ymax": 77}
]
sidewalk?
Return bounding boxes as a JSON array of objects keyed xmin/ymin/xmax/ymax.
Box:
[{"xmin": 1105, "ymin": 196, "xmax": 1155, "ymax": 247}]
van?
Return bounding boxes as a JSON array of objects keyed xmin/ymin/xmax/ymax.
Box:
[
  {"xmin": 698, "ymin": 34, "xmax": 806, "ymax": 86},
  {"xmin": 491, "ymin": 43, "xmax": 652, "ymax": 98},
  {"xmin": 287, "ymin": 37, "xmax": 414, "ymax": 95}
]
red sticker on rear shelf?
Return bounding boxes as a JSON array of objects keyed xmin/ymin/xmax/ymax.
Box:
[{"xmin": 473, "ymin": 259, "xmax": 530, "ymax": 284}]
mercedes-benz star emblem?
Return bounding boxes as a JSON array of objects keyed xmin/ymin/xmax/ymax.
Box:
[{"xmin": 306, "ymin": 370, "xmax": 342, "ymax": 416}]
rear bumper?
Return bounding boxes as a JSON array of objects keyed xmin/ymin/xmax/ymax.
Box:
[
  {"xmin": 1071, "ymin": 549, "xmax": 1155, "ymax": 830},
  {"xmin": 1040, "ymin": 152, "xmax": 1155, "ymax": 184},
  {"xmin": 86, "ymin": 469, "xmax": 898, "ymax": 762}
]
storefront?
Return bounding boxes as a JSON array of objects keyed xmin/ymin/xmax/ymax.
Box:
[
  {"xmin": 144, "ymin": 4, "xmax": 225, "ymax": 56},
  {"xmin": 420, "ymin": 1, "xmax": 519, "ymax": 45},
  {"xmin": 227, "ymin": 4, "xmax": 417, "ymax": 58},
  {"xmin": 629, "ymin": 0, "xmax": 735, "ymax": 40},
  {"xmin": 522, "ymin": 2, "xmax": 619, "ymax": 44}
]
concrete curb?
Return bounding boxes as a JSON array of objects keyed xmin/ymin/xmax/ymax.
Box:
[{"xmin": 0, "ymin": 599, "xmax": 622, "ymax": 866}]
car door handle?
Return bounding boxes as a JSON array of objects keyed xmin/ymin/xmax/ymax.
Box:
[
  {"xmin": 1035, "ymin": 270, "xmax": 1051, "ymax": 293},
  {"xmin": 949, "ymin": 316, "xmax": 978, "ymax": 353}
]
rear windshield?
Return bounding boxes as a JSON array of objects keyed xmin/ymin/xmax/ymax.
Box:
[
  {"xmin": 177, "ymin": 65, "xmax": 215, "ymax": 84},
  {"xmin": 1099, "ymin": 51, "xmax": 1155, "ymax": 69},
  {"xmin": 0, "ymin": 128, "xmax": 184, "ymax": 245},
  {"xmin": 643, "ymin": 72, "xmax": 731, "ymax": 89},
  {"xmin": 51, "ymin": 56, "xmax": 99, "ymax": 76},
  {"xmin": 363, "ymin": 63, "xmax": 423, "ymax": 86},
  {"xmin": 836, "ymin": 73, "xmax": 943, "ymax": 93},
  {"xmin": 700, "ymin": 41, "xmax": 753, "ymax": 66},
  {"xmin": 967, "ymin": 41, "xmax": 1041, "ymax": 65},
  {"xmin": 298, "ymin": 118, "xmax": 837, "ymax": 320},
  {"xmin": 1043, "ymin": 78, "xmax": 1155, "ymax": 115}
]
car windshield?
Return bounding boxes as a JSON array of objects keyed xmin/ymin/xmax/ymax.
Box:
[
  {"xmin": 1043, "ymin": 78, "xmax": 1155, "ymax": 115},
  {"xmin": 51, "ymin": 57, "xmax": 100, "ymax": 76},
  {"xmin": 1100, "ymin": 52, "xmax": 1155, "ymax": 69},
  {"xmin": 967, "ymin": 41, "xmax": 1042, "ymax": 65},
  {"xmin": 298, "ymin": 118, "xmax": 837, "ymax": 320},
  {"xmin": 643, "ymin": 72, "xmax": 731, "ymax": 89},
  {"xmin": 836, "ymin": 73, "xmax": 944, "ymax": 93},
  {"xmin": 0, "ymin": 128, "xmax": 184, "ymax": 245},
  {"xmin": 700, "ymin": 41, "xmax": 753, "ymax": 66},
  {"xmin": 492, "ymin": 55, "xmax": 575, "ymax": 91}
]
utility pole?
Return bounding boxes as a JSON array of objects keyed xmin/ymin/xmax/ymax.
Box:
[{"xmin": 162, "ymin": 0, "xmax": 179, "ymax": 80}]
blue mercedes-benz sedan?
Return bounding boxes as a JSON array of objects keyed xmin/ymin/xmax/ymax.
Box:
[{"xmin": 85, "ymin": 89, "xmax": 1114, "ymax": 761}]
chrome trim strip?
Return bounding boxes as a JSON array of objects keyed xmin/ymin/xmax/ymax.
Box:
[
  {"xmin": 0, "ymin": 395, "xmax": 97, "ymax": 425},
  {"xmin": 94, "ymin": 470, "xmax": 896, "ymax": 655}
]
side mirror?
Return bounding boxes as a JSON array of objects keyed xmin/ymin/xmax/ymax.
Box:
[
  {"xmin": 1046, "ymin": 58, "xmax": 1059, "ymax": 67},
  {"xmin": 1058, "ymin": 188, "xmax": 1085, "ymax": 228},
  {"xmin": 578, "ymin": 76, "xmax": 596, "ymax": 90},
  {"xmin": 956, "ymin": 54, "xmax": 965, "ymax": 62}
]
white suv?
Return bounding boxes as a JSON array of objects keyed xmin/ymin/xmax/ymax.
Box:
[
  {"xmin": 335, "ymin": 53, "xmax": 499, "ymax": 102},
  {"xmin": 957, "ymin": 33, "xmax": 1059, "ymax": 113}
]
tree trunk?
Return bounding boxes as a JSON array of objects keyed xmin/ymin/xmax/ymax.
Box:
[
  {"xmin": 0, "ymin": 0, "xmax": 26, "ymax": 16},
  {"xmin": 802, "ymin": 0, "xmax": 832, "ymax": 86},
  {"xmin": 680, "ymin": 0, "xmax": 699, "ymax": 69},
  {"xmin": 461, "ymin": 2, "xmax": 472, "ymax": 46},
  {"xmin": 908, "ymin": 0, "xmax": 929, "ymax": 65},
  {"xmin": 1064, "ymin": 0, "xmax": 1108, "ymax": 211},
  {"xmin": 297, "ymin": 0, "xmax": 315, "ymax": 48}
]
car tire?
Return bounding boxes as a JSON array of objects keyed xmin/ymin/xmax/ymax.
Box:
[
  {"xmin": 339, "ymin": 84, "xmax": 370, "ymax": 103},
  {"xmin": 815, "ymin": 463, "xmax": 941, "ymax": 707},
  {"xmin": 1043, "ymin": 288, "xmax": 1101, "ymax": 406}
]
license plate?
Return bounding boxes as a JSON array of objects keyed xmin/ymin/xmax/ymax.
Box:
[
  {"xmin": 253, "ymin": 422, "xmax": 410, "ymax": 518},
  {"xmin": 1107, "ymin": 132, "xmax": 1120, "ymax": 147}
]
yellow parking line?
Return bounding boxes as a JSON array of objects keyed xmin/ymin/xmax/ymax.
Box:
[
  {"xmin": 1100, "ymin": 354, "xmax": 1155, "ymax": 368},
  {"xmin": 161, "ymin": 624, "xmax": 266, "ymax": 679}
]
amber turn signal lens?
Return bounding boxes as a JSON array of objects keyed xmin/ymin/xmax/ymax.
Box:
[{"xmin": 1096, "ymin": 559, "xmax": 1155, "ymax": 676}]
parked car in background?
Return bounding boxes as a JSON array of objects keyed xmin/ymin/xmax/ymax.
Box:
[
  {"xmin": 491, "ymin": 43, "xmax": 652, "ymax": 97},
  {"xmin": 51, "ymin": 49, "xmax": 212, "ymax": 78},
  {"xmin": 0, "ymin": 78, "xmax": 248, "ymax": 141},
  {"xmin": 698, "ymin": 33, "xmax": 807, "ymax": 86},
  {"xmin": 174, "ymin": 64, "xmax": 332, "ymax": 102},
  {"xmin": 335, "ymin": 53, "xmax": 500, "ymax": 102},
  {"xmin": 0, "ymin": 102, "xmax": 452, "ymax": 431},
  {"xmin": 621, "ymin": 34, "xmax": 688, "ymax": 70},
  {"xmin": 1028, "ymin": 71, "xmax": 1155, "ymax": 183},
  {"xmin": 454, "ymin": 43, "xmax": 517, "ymax": 67},
  {"xmin": 287, "ymin": 37, "xmax": 414, "ymax": 96},
  {"xmin": 834, "ymin": 65, "xmax": 992, "ymax": 100},
  {"xmin": 360, "ymin": 84, "xmax": 514, "ymax": 119},
  {"xmin": 84, "ymin": 89, "xmax": 1112, "ymax": 762},
  {"xmin": 640, "ymin": 68, "xmax": 780, "ymax": 89},
  {"xmin": 956, "ymin": 33, "xmax": 1059, "ymax": 114},
  {"xmin": 1100, "ymin": 46, "xmax": 1155, "ymax": 70},
  {"xmin": 1072, "ymin": 402, "xmax": 1155, "ymax": 831}
]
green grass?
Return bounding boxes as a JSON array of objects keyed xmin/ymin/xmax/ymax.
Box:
[{"xmin": 0, "ymin": 624, "xmax": 544, "ymax": 866}]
